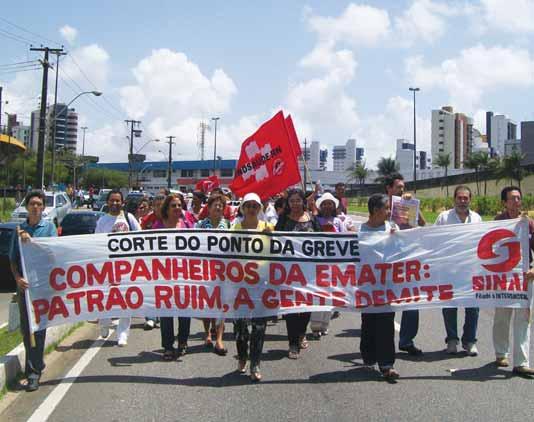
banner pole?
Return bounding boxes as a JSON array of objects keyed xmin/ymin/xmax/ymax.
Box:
[{"xmin": 18, "ymin": 234, "xmax": 36, "ymax": 347}]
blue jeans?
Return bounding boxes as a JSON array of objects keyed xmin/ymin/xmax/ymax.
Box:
[
  {"xmin": 399, "ymin": 310, "xmax": 419, "ymax": 348},
  {"xmin": 442, "ymin": 307, "xmax": 479, "ymax": 345}
]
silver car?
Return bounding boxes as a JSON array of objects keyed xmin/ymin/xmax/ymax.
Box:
[{"xmin": 10, "ymin": 191, "xmax": 72, "ymax": 227}]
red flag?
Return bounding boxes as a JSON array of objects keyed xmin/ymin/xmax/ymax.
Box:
[
  {"xmin": 195, "ymin": 175, "xmax": 220, "ymax": 193},
  {"xmin": 229, "ymin": 111, "xmax": 302, "ymax": 200},
  {"xmin": 285, "ymin": 114, "xmax": 302, "ymax": 157}
]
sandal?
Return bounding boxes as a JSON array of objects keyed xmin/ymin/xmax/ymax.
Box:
[
  {"xmin": 177, "ymin": 343, "xmax": 188, "ymax": 356},
  {"xmin": 163, "ymin": 350, "xmax": 175, "ymax": 361},
  {"xmin": 288, "ymin": 347, "xmax": 299, "ymax": 359},
  {"xmin": 238, "ymin": 360, "xmax": 247, "ymax": 373},
  {"xmin": 299, "ymin": 336, "xmax": 309, "ymax": 350},
  {"xmin": 214, "ymin": 345, "xmax": 228, "ymax": 356},
  {"xmin": 204, "ymin": 338, "xmax": 213, "ymax": 348},
  {"xmin": 250, "ymin": 366, "xmax": 262, "ymax": 382},
  {"xmin": 381, "ymin": 368, "xmax": 400, "ymax": 381}
]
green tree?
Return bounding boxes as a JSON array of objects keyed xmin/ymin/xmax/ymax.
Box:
[
  {"xmin": 435, "ymin": 152, "xmax": 451, "ymax": 196},
  {"xmin": 348, "ymin": 162, "xmax": 369, "ymax": 185},
  {"xmin": 476, "ymin": 152, "xmax": 492, "ymax": 196},
  {"xmin": 496, "ymin": 151, "xmax": 528, "ymax": 189},
  {"xmin": 83, "ymin": 168, "xmax": 128, "ymax": 189},
  {"xmin": 374, "ymin": 157, "xmax": 399, "ymax": 183}
]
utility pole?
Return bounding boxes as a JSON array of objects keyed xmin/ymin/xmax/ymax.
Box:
[
  {"xmin": 0, "ymin": 86, "xmax": 3, "ymax": 129},
  {"xmin": 303, "ymin": 138, "xmax": 308, "ymax": 191},
  {"xmin": 50, "ymin": 50, "xmax": 67, "ymax": 188},
  {"xmin": 166, "ymin": 136, "xmax": 176, "ymax": 189},
  {"xmin": 211, "ymin": 117, "xmax": 220, "ymax": 175},
  {"xmin": 31, "ymin": 46, "xmax": 64, "ymax": 190},
  {"xmin": 125, "ymin": 119, "xmax": 141, "ymax": 189}
]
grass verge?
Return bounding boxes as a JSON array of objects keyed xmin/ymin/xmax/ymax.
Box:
[
  {"xmin": 0, "ymin": 322, "xmax": 85, "ymax": 399},
  {"xmin": 0, "ymin": 327, "xmax": 23, "ymax": 357}
]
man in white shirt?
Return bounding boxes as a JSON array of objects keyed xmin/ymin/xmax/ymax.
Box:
[
  {"xmin": 95, "ymin": 189, "xmax": 141, "ymax": 346},
  {"xmin": 435, "ymin": 185, "xmax": 482, "ymax": 356}
]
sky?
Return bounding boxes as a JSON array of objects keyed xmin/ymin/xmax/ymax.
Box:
[{"xmin": 1, "ymin": 0, "xmax": 534, "ymax": 169}]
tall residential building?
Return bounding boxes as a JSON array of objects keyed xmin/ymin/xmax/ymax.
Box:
[
  {"xmin": 395, "ymin": 139, "xmax": 430, "ymax": 177},
  {"xmin": 12, "ymin": 125, "xmax": 31, "ymax": 147},
  {"xmin": 30, "ymin": 104, "xmax": 79, "ymax": 153},
  {"xmin": 521, "ymin": 121, "xmax": 534, "ymax": 165},
  {"xmin": 319, "ymin": 148, "xmax": 328, "ymax": 171},
  {"xmin": 333, "ymin": 138, "xmax": 359, "ymax": 172},
  {"xmin": 309, "ymin": 141, "xmax": 320, "ymax": 170},
  {"xmin": 488, "ymin": 113, "xmax": 517, "ymax": 156},
  {"xmin": 431, "ymin": 106, "xmax": 474, "ymax": 169}
]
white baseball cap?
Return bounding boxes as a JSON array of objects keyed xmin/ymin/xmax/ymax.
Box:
[
  {"xmin": 316, "ymin": 192, "xmax": 339, "ymax": 209},
  {"xmin": 240, "ymin": 192, "xmax": 262, "ymax": 212}
]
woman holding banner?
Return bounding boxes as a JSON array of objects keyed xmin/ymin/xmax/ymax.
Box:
[
  {"xmin": 195, "ymin": 194, "xmax": 231, "ymax": 355},
  {"xmin": 275, "ymin": 188, "xmax": 321, "ymax": 359},
  {"xmin": 159, "ymin": 193, "xmax": 194, "ymax": 359},
  {"xmin": 358, "ymin": 193, "xmax": 399, "ymax": 381},
  {"xmin": 232, "ymin": 192, "xmax": 274, "ymax": 381}
]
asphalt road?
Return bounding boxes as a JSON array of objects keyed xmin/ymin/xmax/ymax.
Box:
[{"xmin": 1, "ymin": 309, "xmax": 534, "ymax": 422}]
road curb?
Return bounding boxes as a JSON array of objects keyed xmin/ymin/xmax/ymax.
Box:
[{"xmin": 0, "ymin": 323, "xmax": 78, "ymax": 392}]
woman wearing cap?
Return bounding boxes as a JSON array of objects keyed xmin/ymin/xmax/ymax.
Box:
[
  {"xmin": 275, "ymin": 188, "xmax": 321, "ymax": 359},
  {"xmin": 232, "ymin": 193, "xmax": 273, "ymax": 381},
  {"xmin": 309, "ymin": 192, "xmax": 347, "ymax": 339},
  {"xmin": 195, "ymin": 194, "xmax": 231, "ymax": 355},
  {"xmin": 159, "ymin": 193, "xmax": 194, "ymax": 360}
]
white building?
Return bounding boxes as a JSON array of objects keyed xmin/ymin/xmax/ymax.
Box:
[
  {"xmin": 12, "ymin": 125, "xmax": 31, "ymax": 147},
  {"xmin": 490, "ymin": 114, "xmax": 517, "ymax": 156},
  {"xmin": 333, "ymin": 138, "xmax": 358, "ymax": 172},
  {"xmin": 30, "ymin": 104, "xmax": 79, "ymax": 153},
  {"xmin": 309, "ymin": 141, "xmax": 320, "ymax": 170}
]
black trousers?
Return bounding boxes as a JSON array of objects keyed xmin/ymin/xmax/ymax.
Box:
[
  {"xmin": 18, "ymin": 291, "xmax": 46, "ymax": 379},
  {"xmin": 160, "ymin": 317, "xmax": 191, "ymax": 351},
  {"xmin": 360, "ymin": 312, "xmax": 395, "ymax": 369},
  {"xmin": 285, "ymin": 312, "xmax": 311, "ymax": 348},
  {"xmin": 235, "ymin": 318, "xmax": 267, "ymax": 368}
]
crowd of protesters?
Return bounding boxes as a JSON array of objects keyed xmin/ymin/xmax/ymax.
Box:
[{"xmin": 8, "ymin": 177, "xmax": 534, "ymax": 391}]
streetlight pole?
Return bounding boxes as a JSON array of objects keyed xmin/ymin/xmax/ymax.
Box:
[
  {"xmin": 409, "ymin": 87, "xmax": 420, "ymax": 193},
  {"xmin": 81, "ymin": 126, "xmax": 87, "ymax": 181},
  {"xmin": 211, "ymin": 117, "xmax": 220, "ymax": 175},
  {"xmin": 166, "ymin": 136, "xmax": 176, "ymax": 189},
  {"xmin": 51, "ymin": 91, "xmax": 102, "ymax": 185}
]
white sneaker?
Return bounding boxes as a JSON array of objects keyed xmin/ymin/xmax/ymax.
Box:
[
  {"xmin": 464, "ymin": 342, "xmax": 478, "ymax": 356},
  {"xmin": 144, "ymin": 320, "xmax": 155, "ymax": 330},
  {"xmin": 117, "ymin": 333, "xmax": 128, "ymax": 347},
  {"xmin": 100, "ymin": 326, "xmax": 110, "ymax": 339},
  {"xmin": 446, "ymin": 340, "xmax": 458, "ymax": 354}
]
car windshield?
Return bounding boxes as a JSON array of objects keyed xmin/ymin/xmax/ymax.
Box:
[
  {"xmin": 62, "ymin": 214, "xmax": 100, "ymax": 226},
  {"xmin": 19, "ymin": 195, "xmax": 54, "ymax": 208}
]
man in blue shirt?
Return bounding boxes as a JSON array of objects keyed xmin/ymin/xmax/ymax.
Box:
[{"xmin": 10, "ymin": 190, "xmax": 57, "ymax": 392}]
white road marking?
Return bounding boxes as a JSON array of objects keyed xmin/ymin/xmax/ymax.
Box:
[{"xmin": 27, "ymin": 330, "xmax": 114, "ymax": 422}]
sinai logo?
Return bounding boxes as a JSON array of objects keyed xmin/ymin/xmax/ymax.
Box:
[{"xmin": 477, "ymin": 229, "xmax": 521, "ymax": 273}]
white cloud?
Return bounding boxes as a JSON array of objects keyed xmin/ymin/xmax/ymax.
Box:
[
  {"xmin": 394, "ymin": 0, "xmax": 458, "ymax": 46},
  {"xmin": 479, "ymin": 0, "xmax": 534, "ymax": 34},
  {"xmin": 406, "ymin": 44, "xmax": 534, "ymax": 111},
  {"xmin": 119, "ymin": 49, "xmax": 237, "ymax": 123},
  {"xmin": 59, "ymin": 25, "xmax": 78, "ymax": 45},
  {"xmin": 306, "ymin": 4, "xmax": 391, "ymax": 47},
  {"xmin": 61, "ymin": 44, "xmax": 110, "ymax": 93}
]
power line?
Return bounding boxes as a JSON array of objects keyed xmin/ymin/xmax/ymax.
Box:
[
  {"xmin": 0, "ymin": 29, "xmax": 33, "ymax": 45},
  {"xmin": 0, "ymin": 16, "xmax": 62, "ymax": 46},
  {"xmin": 0, "ymin": 67, "xmax": 41, "ymax": 75},
  {"xmin": 67, "ymin": 54, "xmax": 125, "ymax": 118},
  {"xmin": 0, "ymin": 60, "xmax": 39, "ymax": 68}
]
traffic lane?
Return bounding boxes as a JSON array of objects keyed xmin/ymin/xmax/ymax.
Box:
[{"xmin": 25, "ymin": 308, "xmax": 534, "ymax": 422}]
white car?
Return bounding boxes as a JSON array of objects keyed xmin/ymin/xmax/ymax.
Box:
[{"xmin": 10, "ymin": 191, "xmax": 73, "ymax": 227}]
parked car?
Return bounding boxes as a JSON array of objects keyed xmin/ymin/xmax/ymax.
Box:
[
  {"xmin": 58, "ymin": 211, "xmax": 104, "ymax": 236},
  {"xmin": 0, "ymin": 223, "xmax": 18, "ymax": 291},
  {"xmin": 10, "ymin": 191, "xmax": 72, "ymax": 227},
  {"xmin": 92, "ymin": 189, "xmax": 111, "ymax": 211}
]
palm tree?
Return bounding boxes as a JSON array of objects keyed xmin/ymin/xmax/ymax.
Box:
[
  {"xmin": 348, "ymin": 162, "xmax": 369, "ymax": 185},
  {"xmin": 463, "ymin": 153, "xmax": 481, "ymax": 196},
  {"xmin": 374, "ymin": 157, "xmax": 399, "ymax": 183},
  {"xmin": 477, "ymin": 152, "xmax": 492, "ymax": 196},
  {"xmin": 435, "ymin": 152, "xmax": 451, "ymax": 196},
  {"xmin": 496, "ymin": 151, "xmax": 528, "ymax": 189}
]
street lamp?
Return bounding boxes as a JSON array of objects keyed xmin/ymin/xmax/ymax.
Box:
[
  {"xmin": 49, "ymin": 90, "xmax": 103, "ymax": 189},
  {"xmin": 211, "ymin": 117, "xmax": 220, "ymax": 175},
  {"xmin": 409, "ymin": 87, "xmax": 420, "ymax": 193},
  {"xmin": 135, "ymin": 138, "xmax": 159, "ymax": 154}
]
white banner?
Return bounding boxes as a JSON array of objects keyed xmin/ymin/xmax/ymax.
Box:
[{"xmin": 21, "ymin": 218, "xmax": 533, "ymax": 332}]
